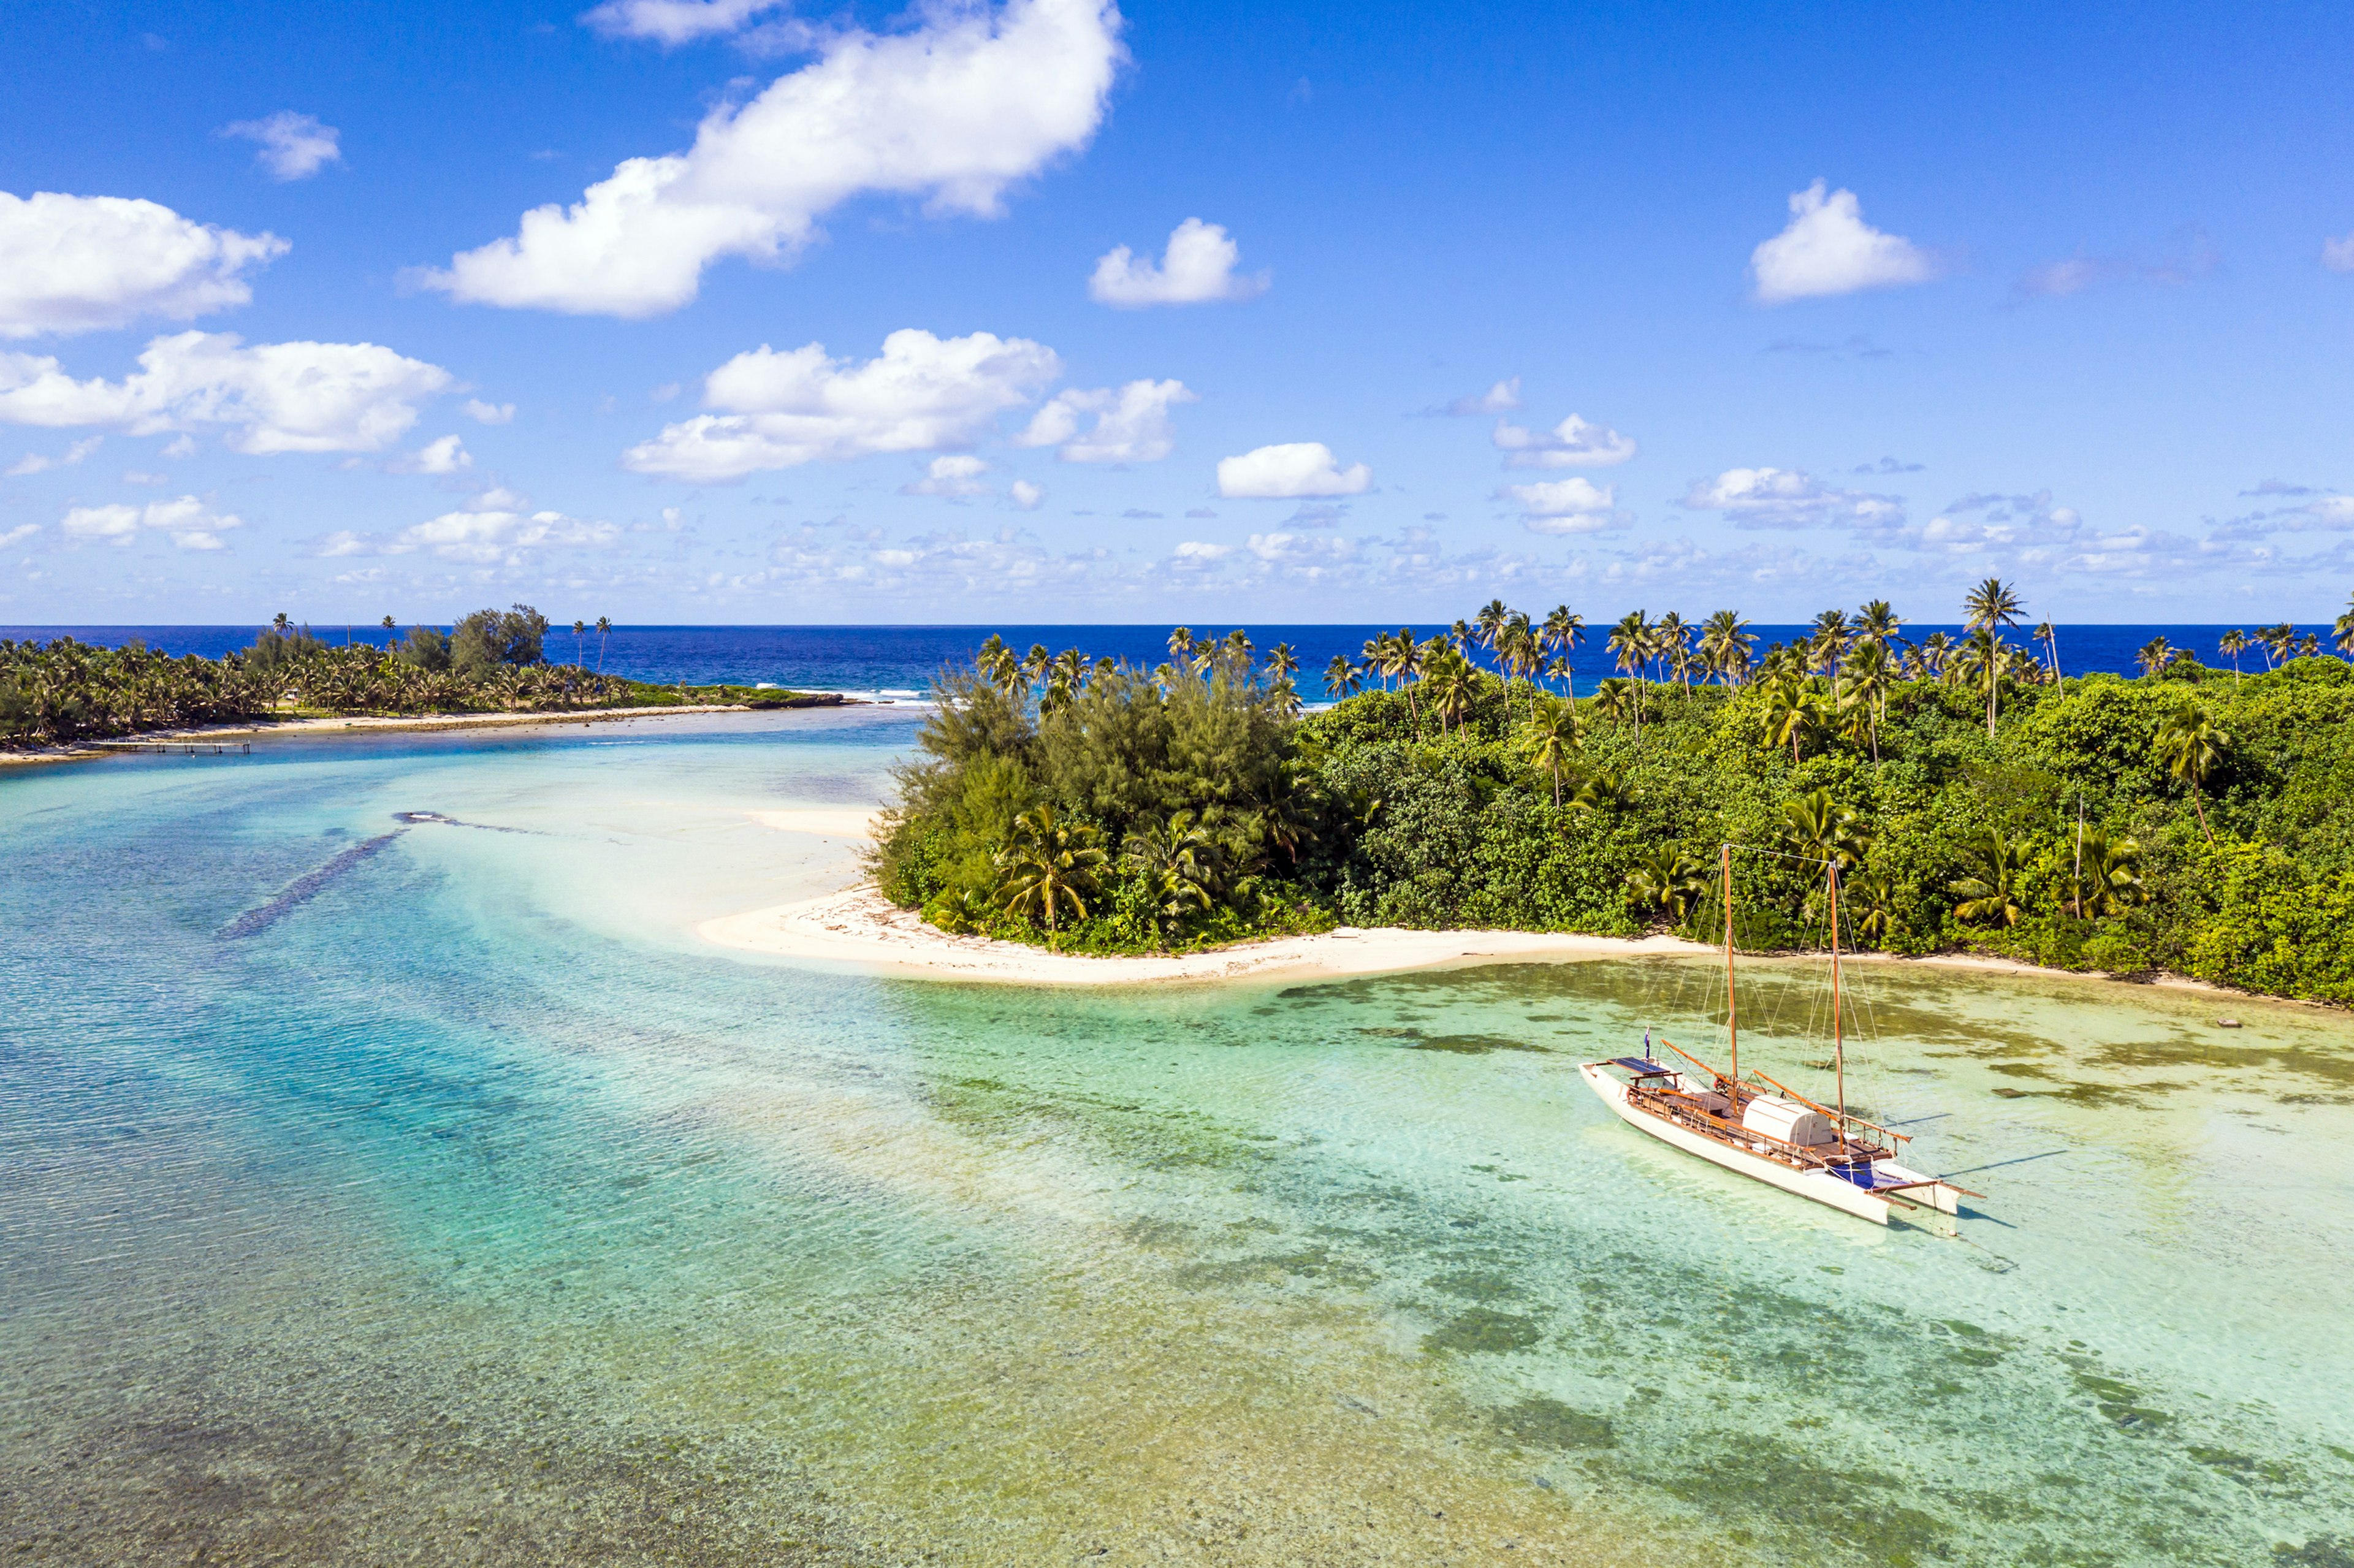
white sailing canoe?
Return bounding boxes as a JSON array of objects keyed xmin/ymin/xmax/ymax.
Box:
[{"xmin": 1580, "ymin": 1061, "xmax": 1961, "ymax": 1234}]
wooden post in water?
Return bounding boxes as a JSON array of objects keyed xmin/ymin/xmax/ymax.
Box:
[{"xmin": 1722, "ymin": 842, "xmax": 1737, "ymax": 1101}]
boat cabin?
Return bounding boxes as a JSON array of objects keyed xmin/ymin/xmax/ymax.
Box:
[{"xmin": 1740, "ymin": 1095, "xmax": 1834, "ymax": 1147}]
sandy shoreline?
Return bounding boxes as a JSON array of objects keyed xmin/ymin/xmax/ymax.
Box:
[
  {"xmin": 712, "ymin": 807, "xmax": 2260, "ymax": 998},
  {"xmin": 699, "ymin": 883, "xmax": 1726, "ymax": 985},
  {"xmin": 1, "ymin": 701, "xmax": 853, "ymax": 767},
  {"xmin": 703, "ymin": 883, "xmax": 2262, "ymax": 999}
]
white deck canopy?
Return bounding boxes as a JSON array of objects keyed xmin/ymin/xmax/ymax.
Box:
[{"xmin": 1741, "ymin": 1095, "xmax": 1834, "ymax": 1147}]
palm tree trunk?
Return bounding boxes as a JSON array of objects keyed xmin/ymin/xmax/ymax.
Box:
[{"xmin": 2192, "ymin": 786, "xmax": 2212, "ymax": 842}]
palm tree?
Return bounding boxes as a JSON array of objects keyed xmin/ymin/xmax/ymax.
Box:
[
  {"xmin": 1781, "ymin": 788, "xmax": 1871, "ymax": 870},
  {"xmin": 1121, "ymin": 812, "xmax": 1222, "ymax": 945},
  {"xmin": 2336, "ymin": 594, "xmax": 2354, "ymax": 661},
  {"xmin": 1948, "ymin": 829, "xmax": 2028, "ymax": 927},
  {"xmin": 2136, "ymin": 636, "xmax": 2177, "ymax": 678},
  {"xmin": 1697, "ymin": 609, "xmax": 1755, "ymax": 686},
  {"xmin": 2258, "ymin": 621, "xmax": 2295, "ymax": 669},
  {"xmin": 1607, "ymin": 611, "xmax": 1651, "ymax": 739},
  {"xmin": 1569, "ymin": 766, "xmax": 1631, "ymax": 815},
  {"xmin": 1757, "ymin": 675, "xmax": 1828, "ymax": 764},
  {"xmin": 595, "ymin": 615, "xmax": 612, "ymax": 672},
  {"xmin": 1514, "ymin": 615, "xmax": 1552, "ymax": 714},
  {"xmin": 994, "ymin": 804, "xmax": 1108, "ymax": 941},
  {"xmin": 380, "ymin": 614, "xmax": 397, "ymax": 652},
  {"xmin": 571, "ymin": 618, "xmax": 587, "ymax": 668},
  {"xmin": 1540, "ymin": 605, "xmax": 1585, "ymax": 691},
  {"xmin": 1475, "ymin": 599, "xmax": 1510, "ymax": 651},
  {"xmin": 1520, "ymin": 695, "xmax": 1583, "ymax": 806},
  {"xmin": 2153, "ymin": 699, "xmax": 2228, "ymax": 841},
  {"xmin": 1324, "ymin": 653, "xmax": 1363, "ymax": 699},
  {"xmin": 1914, "ymin": 631, "xmax": 1953, "ymax": 683},
  {"xmin": 1853, "ymin": 599, "xmax": 1905, "ymax": 653},
  {"xmin": 1807, "ymin": 609, "xmax": 1851, "ymax": 680},
  {"xmin": 1590, "ymin": 676, "xmax": 1634, "ymax": 729},
  {"xmin": 1653, "ymin": 612, "xmax": 1694, "ymax": 692},
  {"xmin": 1844, "ymin": 870, "xmax": 1895, "ymax": 947},
  {"xmin": 272, "ymin": 612, "xmax": 292, "ymax": 636},
  {"xmin": 2027, "ymin": 620, "xmax": 2056, "ymax": 681},
  {"xmin": 2070, "ymin": 830, "xmax": 2148, "ymax": 918},
  {"xmin": 1961, "ymin": 577, "xmax": 2025, "ymax": 735},
  {"xmin": 2218, "ymin": 629, "xmax": 2248, "ymax": 685},
  {"xmin": 1430, "ymin": 649, "xmax": 1479, "ymax": 734},
  {"xmin": 1373, "ymin": 630, "xmax": 1424, "ymax": 729},
  {"xmin": 2300, "ymin": 631, "xmax": 2321, "ymax": 659},
  {"xmin": 1625, "ymin": 847, "xmax": 1708, "ymax": 926},
  {"xmin": 1840, "ymin": 641, "xmax": 1895, "ymax": 762}
]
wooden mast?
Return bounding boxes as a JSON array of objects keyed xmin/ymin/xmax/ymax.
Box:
[
  {"xmin": 1827, "ymin": 861, "xmax": 1846, "ymax": 1138},
  {"xmin": 1722, "ymin": 842, "xmax": 1737, "ymax": 1100}
]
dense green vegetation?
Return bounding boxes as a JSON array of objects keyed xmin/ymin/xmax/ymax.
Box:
[
  {"xmin": 875, "ymin": 593, "xmax": 2354, "ymax": 1004},
  {"xmin": 1, "ymin": 606, "xmax": 829, "ymax": 746}
]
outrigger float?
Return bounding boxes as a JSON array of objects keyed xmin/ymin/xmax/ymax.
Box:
[{"xmin": 1582, "ymin": 844, "xmax": 1975, "ymax": 1234}]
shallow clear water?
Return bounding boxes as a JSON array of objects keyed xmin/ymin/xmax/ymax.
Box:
[{"xmin": 4, "ymin": 712, "xmax": 2350, "ymax": 1566}]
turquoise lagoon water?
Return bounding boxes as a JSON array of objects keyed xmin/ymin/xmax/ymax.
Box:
[{"xmin": 2, "ymin": 710, "xmax": 2349, "ymax": 1566}]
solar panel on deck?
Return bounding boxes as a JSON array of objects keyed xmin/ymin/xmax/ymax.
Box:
[{"xmin": 1612, "ymin": 1056, "xmax": 1672, "ymax": 1076}]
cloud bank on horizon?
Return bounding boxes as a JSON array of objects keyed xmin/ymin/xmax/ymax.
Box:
[{"xmin": 2, "ymin": 0, "xmax": 2352, "ymax": 622}]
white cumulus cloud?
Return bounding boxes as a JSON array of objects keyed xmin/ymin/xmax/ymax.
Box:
[
  {"xmin": 222, "ymin": 112, "xmax": 342, "ymax": 181},
  {"xmin": 422, "ymin": 0, "xmax": 1124, "ymax": 317},
  {"xmin": 902, "ymin": 453, "xmax": 992, "ymax": 498},
  {"xmin": 61, "ymin": 493, "xmax": 242, "ymax": 550},
  {"xmin": 1216, "ymin": 441, "xmax": 1371, "ymax": 499},
  {"xmin": 394, "ymin": 507, "xmax": 620, "ymax": 563},
  {"xmin": 1680, "ymin": 465, "xmax": 1903, "ymax": 531},
  {"xmin": 1493, "ymin": 412, "xmax": 1635, "ymax": 469},
  {"xmin": 623, "ymin": 328, "xmax": 1059, "ymax": 482},
  {"xmin": 0, "ymin": 191, "xmax": 286, "ymax": 338},
  {"xmin": 2323, "ymin": 232, "xmax": 2354, "ymax": 274},
  {"xmin": 462, "ymin": 398, "xmax": 516, "ymax": 425},
  {"xmin": 581, "ymin": 0, "xmax": 787, "ymax": 44},
  {"xmin": 388, "ymin": 433, "xmax": 471, "ymax": 474},
  {"xmin": 1444, "ymin": 378, "xmax": 1520, "ymax": 416},
  {"xmin": 1498, "ymin": 476, "xmax": 1617, "ymax": 532},
  {"xmin": 1015, "ymin": 378, "xmax": 1194, "ymax": 462},
  {"xmin": 1087, "ymin": 218, "xmax": 1267, "ymax": 307},
  {"xmin": 0, "ymin": 522, "xmax": 37, "ymax": 549},
  {"xmin": 1750, "ymin": 180, "xmax": 1935, "ymax": 305},
  {"xmin": 0, "ymin": 331, "xmax": 452, "ymax": 454},
  {"xmin": 4, "ymin": 435, "xmax": 102, "ymax": 477},
  {"xmin": 1008, "ymin": 478, "xmax": 1043, "ymax": 509}
]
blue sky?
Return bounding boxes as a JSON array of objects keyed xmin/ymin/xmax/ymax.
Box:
[{"xmin": 3, "ymin": 0, "xmax": 2352, "ymax": 626}]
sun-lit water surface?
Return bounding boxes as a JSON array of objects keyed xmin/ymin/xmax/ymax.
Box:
[{"xmin": 3, "ymin": 710, "xmax": 2349, "ymax": 1566}]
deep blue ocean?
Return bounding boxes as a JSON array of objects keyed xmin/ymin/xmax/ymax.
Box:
[{"xmin": 1, "ymin": 621, "xmax": 2323, "ymax": 701}]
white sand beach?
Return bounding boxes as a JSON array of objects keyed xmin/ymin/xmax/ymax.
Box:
[{"xmin": 699, "ymin": 881, "xmax": 1718, "ymax": 985}]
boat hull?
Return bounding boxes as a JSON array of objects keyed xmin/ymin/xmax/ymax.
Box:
[{"xmin": 1580, "ymin": 1064, "xmax": 1959, "ymax": 1233}]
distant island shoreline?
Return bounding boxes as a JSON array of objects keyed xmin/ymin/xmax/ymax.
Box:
[{"xmin": 0, "ymin": 694, "xmax": 856, "ymax": 768}]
